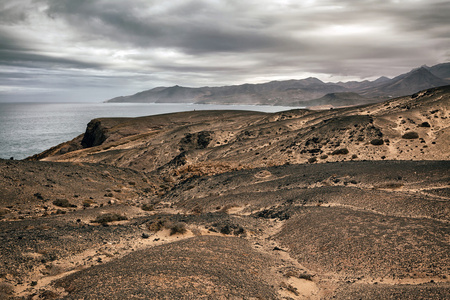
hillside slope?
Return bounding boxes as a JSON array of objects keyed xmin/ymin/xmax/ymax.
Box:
[
  {"xmin": 1, "ymin": 86, "xmax": 449, "ymax": 299},
  {"xmin": 35, "ymin": 85, "xmax": 450, "ymax": 185}
]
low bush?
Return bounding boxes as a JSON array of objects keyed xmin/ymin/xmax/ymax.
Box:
[
  {"xmin": 0, "ymin": 282, "xmax": 15, "ymax": 298},
  {"xmin": 419, "ymin": 122, "xmax": 431, "ymax": 128},
  {"xmin": 308, "ymin": 157, "xmax": 317, "ymax": 163},
  {"xmin": 92, "ymin": 213, "xmax": 127, "ymax": 224},
  {"xmin": 298, "ymin": 273, "xmax": 314, "ymax": 281},
  {"xmin": 0, "ymin": 208, "xmax": 9, "ymax": 219},
  {"xmin": 147, "ymin": 219, "xmax": 187, "ymax": 235},
  {"xmin": 402, "ymin": 131, "xmax": 419, "ymax": 139},
  {"xmin": 82, "ymin": 199, "xmax": 95, "ymax": 208},
  {"xmin": 331, "ymin": 148, "xmax": 349, "ymax": 155},
  {"xmin": 280, "ymin": 282, "xmax": 299, "ymax": 296},
  {"xmin": 141, "ymin": 204, "xmax": 154, "ymax": 211},
  {"xmin": 147, "ymin": 220, "xmax": 165, "ymax": 232},
  {"xmin": 168, "ymin": 222, "xmax": 187, "ymax": 235},
  {"xmin": 370, "ymin": 138, "xmax": 384, "ymax": 145},
  {"xmin": 53, "ymin": 199, "xmax": 76, "ymax": 208}
]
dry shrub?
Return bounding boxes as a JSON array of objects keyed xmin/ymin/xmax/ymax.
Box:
[
  {"xmin": 191, "ymin": 204, "xmax": 203, "ymax": 215},
  {"xmin": 280, "ymin": 282, "xmax": 299, "ymax": 296},
  {"xmin": 38, "ymin": 290, "xmax": 59, "ymax": 299},
  {"xmin": 376, "ymin": 183, "xmax": 404, "ymax": 189},
  {"xmin": 419, "ymin": 122, "xmax": 431, "ymax": 128},
  {"xmin": 92, "ymin": 213, "xmax": 127, "ymax": 224},
  {"xmin": 141, "ymin": 204, "xmax": 154, "ymax": 211},
  {"xmin": 370, "ymin": 138, "xmax": 384, "ymax": 145},
  {"xmin": 284, "ymin": 269, "xmax": 313, "ymax": 281},
  {"xmin": 167, "ymin": 222, "xmax": 187, "ymax": 235},
  {"xmin": 53, "ymin": 199, "xmax": 76, "ymax": 208},
  {"xmin": 0, "ymin": 282, "xmax": 14, "ymax": 298},
  {"xmin": 298, "ymin": 273, "xmax": 314, "ymax": 281},
  {"xmin": 331, "ymin": 148, "xmax": 349, "ymax": 155},
  {"xmin": 174, "ymin": 162, "xmax": 248, "ymax": 178},
  {"xmin": 82, "ymin": 199, "xmax": 95, "ymax": 207},
  {"xmin": 402, "ymin": 131, "xmax": 419, "ymax": 139},
  {"xmin": 219, "ymin": 204, "xmax": 236, "ymax": 213},
  {"xmin": 0, "ymin": 208, "xmax": 9, "ymax": 219},
  {"xmin": 284, "ymin": 270, "xmax": 298, "ymax": 278},
  {"xmin": 147, "ymin": 220, "xmax": 165, "ymax": 232},
  {"xmin": 308, "ymin": 157, "xmax": 317, "ymax": 163}
]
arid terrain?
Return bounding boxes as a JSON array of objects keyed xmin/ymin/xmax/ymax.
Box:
[{"xmin": 1, "ymin": 85, "xmax": 449, "ymax": 299}]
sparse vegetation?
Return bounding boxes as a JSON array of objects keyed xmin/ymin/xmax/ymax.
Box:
[
  {"xmin": 298, "ymin": 273, "xmax": 314, "ymax": 281},
  {"xmin": 167, "ymin": 222, "xmax": 187, "ymax": 235},
  {"xmin": 0, "ymin": 282, "xmax": 14, "ymax": 298},
  {"xmin": 0, "ymin": 208, "xmax": 9, "ymax": 219},
  {"xmin": 34, "ymin": 192, "xmax": 44, "ymax": 200},
  {"xmin": 82, "ymin": 199, "xmax": 95, "ymax": 207},
  {"xmin": 146, "ymin": 219, "xmax": 187, "ymax": 235},
  {"xmin": 148, "ymin": 220, "xmax": 165, "ymax": 232},
  {"xmin": 191, "ymin": 204, "xmax": 203, "ymax": 214},
  {"xmin": 283, "ymin": 270, "xmax": 313, "ymax": 281},
  {"xmin": 419, "ymin": 122, "xmax": 431, "ymax": 127},
  {"xmin": 92, "ymin": 213, "xmax": 127, "ymax": 224},
  {"xmin": 280, "ymin": 282, "xmax": 299, "ymax": 296},
  {"xmin": 331, "ymin": 148, "xmax": 349, "ymax": 155},
  {"xmin": 402, "ymin": 131, "xmax": 419, "ymax": 139},
  {"xmin": 219, "ymin": 204, "xmax": 236, "ymax": 213},
  {"xmin": 38, "ymin": 290, "xmax": 59, "ymax": 299},
  {"xmin": 141, "ymin": 204, "xmax": 154, "ymax": 211},
  {"xmin": 370, "ymin": 138, "xmax": 384, "ymax": 145},
  {"xmin": 377, "ymin": 183, "xmax": 404, "ymax": 189},
  {"xmin": 308, "ymin": 157, "xmax": 317, "ymax": 163},
  {"xmin": 211, "ymin": 222, "xmax": 246, "ymax": 236},
  {"xmin": 53, "ymin": 199, "xmax": 76, "ymax": 208},
  {"xmin": 220, "ymin": 224, "xmax": 232, "ymax": 234}
]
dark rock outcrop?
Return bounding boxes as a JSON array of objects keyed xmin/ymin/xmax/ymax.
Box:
[{"xmin": 81, "ymin": 119, "xmax": 108, "ymax": 148}]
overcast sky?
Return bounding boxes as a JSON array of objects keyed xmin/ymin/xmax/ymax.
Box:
[{"xmin": 0, "ymin": 0, "xmax": 449, "ymax": 102}]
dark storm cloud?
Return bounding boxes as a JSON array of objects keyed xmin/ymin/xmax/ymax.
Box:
[
  {"xmin": 43, "ymin": 0, "xmax": 289, "ymax": 54},
  {"xmin": 0, "ymin": 2, "xmax": 28, "ymax": 25},
  {"xmin": 41, "ymin": 0, "xmax": 450, "ymax": 60},
  {"xmin": 0, "ymin": 0, "xmax": 449, "ymax": 102}
]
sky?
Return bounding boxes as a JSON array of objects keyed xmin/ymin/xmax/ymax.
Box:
[{"xmin": 0, "ymin": 0, "xmax": 449, "ymax": 102}]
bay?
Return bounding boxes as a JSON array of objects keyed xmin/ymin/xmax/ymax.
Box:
[{"xmin": 0, "ymin": 102, "xmax": 298, "ymax": 160}]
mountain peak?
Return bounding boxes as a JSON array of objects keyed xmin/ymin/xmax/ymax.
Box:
[
  {"xmin": 303, "ymin": 77, "xmax": 324, "ymax": 83},
  {"xmin": 373, "ymin": 76, "xmax": 390, "ymax": 83},
  {"xmin": 414, "ymin": 66, "xmax": 431, "ymax": 73}
]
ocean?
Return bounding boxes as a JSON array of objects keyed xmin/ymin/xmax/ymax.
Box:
[{"xmin": 0, "ymin": 102, "xmax": 297, "ymax": 160}]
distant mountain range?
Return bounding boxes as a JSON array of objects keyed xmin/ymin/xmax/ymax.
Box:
[{"xmin": 106, "ymin": 62, "xmax": 450, "ymax": 107}]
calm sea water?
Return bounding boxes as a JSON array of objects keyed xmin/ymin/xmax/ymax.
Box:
[{"xmin": 0, "ymin": 102, "xmax": 297, "ymax": 160}]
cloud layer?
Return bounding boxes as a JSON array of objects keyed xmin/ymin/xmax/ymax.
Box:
[{"xmin": 1, "ymin": 0, "xmax": 449, "ymax": 102}]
